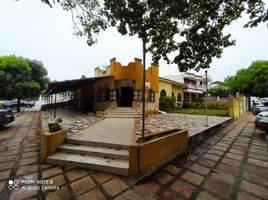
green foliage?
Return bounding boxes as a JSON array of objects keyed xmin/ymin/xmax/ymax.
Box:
[
  {"xmin": 208, "ymin": 84, "xmax": 230, "ymax": 98},
  {"xmin": 42, "ymin": 0, "xmax": 267, "ymax": 72},
  {"xmin": 183, "ymin": 101, "xmax": 229, "ymax": 110},
  {"xmin": 48, "ymin": 122, "xmax": 62, "ymax": 133},
  {"xmin": 0, "ymin": 55, "xmax": 48, "ymax": 99},
  {"xmin": 175, "ymin": 108, "xmax": 229, "ymax": 116},
  {"xmin": 223, "ymin": 61, "xmax": 268, "ymax": 97},
  {"xmin": 0, "ymin": 103, "xmax": 3, "ymax": 108},
  {"xmin": 56, "ymin": 117, "xmax": 63, "ymax": 123},
  {"xmin": 159, "ymin": 96, "xmax": 176, "ymax": 112},
  {"xmin": 0, "ymin": 55, "xmax": 48, "ymax": 112}
]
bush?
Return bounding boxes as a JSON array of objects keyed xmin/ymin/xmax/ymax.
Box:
[
  {"xmin": 48, "ymin": 122, "xmax": 62, "ymax": 133},
  {"xmin": 159, "ymin": 96, "xmax": 176, "ymax": 112},
  {"xmin": 0, "ymin": 103, "xmax": 3, "ymax": 109},
  {"xmin": 56, "ymin": 117, "xmax": 63, "ymax": 123},
  {"xmin": 183, "ymin": 101, "xmax": 229, "ymax": 109}
]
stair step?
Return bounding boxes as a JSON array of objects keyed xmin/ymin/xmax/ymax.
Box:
[
  {"xmin": 47, "ymin": 152, "xmax": 129, "ymax": 176},
  {"xmin": 58, "ymin": 144, "xmax": 129, "ymax": 159},
  {"xmin": 104, "ymin": 115, "xmax": 141, "ymax": 118},
  {"xmin": 109, "ymin": 111, "xmax": 141, "ymax": 114},
  {"xmin": 66, "ymin": 138, "xmax": 129, "ymax": 149}
]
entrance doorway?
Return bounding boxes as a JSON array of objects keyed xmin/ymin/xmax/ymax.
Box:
[{"xmin": 118, "ymin": 87, "xmax": 133, "ymax": 107}]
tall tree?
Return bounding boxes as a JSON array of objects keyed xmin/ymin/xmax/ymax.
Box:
[
  {"xmin": 224, "ymin": 61, "xmax": 268, "ymax": 97},
  {"xmin": 0, "ymin": 55, "xmax": 48, "ymax": 112},
  {"xmin": 41, "ymin": 0, "xmax": 267, "ymax": 72}
]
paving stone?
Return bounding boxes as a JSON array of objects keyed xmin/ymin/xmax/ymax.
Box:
[
  {"xmin": 190, "ymin": 163, "xmax": 211, "ymax": 175},
  {"xmin": 77, "ymin": 188, "xmax": 106, "ymax": 200},
  {"xmin": 243, "ymin": 172, "xmax": 268, "ymax": 187},
  {"xmin": 237, "ymin": 191, "xmax": 261, "ymax": 200},
  {"xmin": 156, "ymin": 189, "xmax": 182, "ymax": 200},
  {"xmin": 9, "ymin": 188, "xmax": 37, "ymax": 200},
  {"xmin": 164, "ymin": 164, "xmax": 183, "ymax": 175},
  {"xmin": 202, "ymin": 153, "xmax": 220, "ymax": 162},
  {"xmin": 0, "ymin": 181, "xmax": 6, "ymax": 193},
  {"xmin": 42, "ymin": 167, "xmax": 63, "ymax": 179},
  {"xmin": 181, "ymin": 171, "xmax": 204, "ymax": 186},
  {"xmin": 247, "ymin": 158, "xmax": 268, "ymax": 168},
  {"xmin": 21, "ymin": 151, "xmax": 38, "ymax": 159},
  {"xmin": 216, "ymin": 163, "xmax": 240, "ymax": 175},
  {"xmin": 0, "ymin": 170, "xmax": 11, "ymax": 181},
  {"xmin": 71, "ymin": 176, "xmax": 95, "ymax": 196},
  {"xmin": 210, "ymin": 171, "xmax": 235, "ymax": 185},
  {"xmin": 0, "ymin": 162, "xmax": 14, "ymax": 171},
  {"xmin": 102, "ymin": 177, "xmax": 128, "ymax": 197},
  {"xmin": 225, "ymin": 153, "xmax": 244, "ymax": 161},
  {"xmin": 221, "ymin": 157, "xmax": 241, "ymax": 168},
  {"xmin": 45, "ymin": 186, "xmax": 71, "ymax": 200},
  {"xmin": 16, "ymin": 164, "xmax": 38, "ymax": 176},
  {"xmin": 19, "ymin": 157, "xmax": 38, "ymax": 166},
  {"xmin": 92, "ymin": 172, "xmax": 114, "ymax": 184},
  {"xmin": 171, "ymin": 179, "xmax": 196, "ymax": 199},
  {"xmin": 45, "ymin": 174, "xmax": 66, "ymax": 187},
  {"xmin": 207, "ymin": 149, "xmax": 224, "ymax": 156},
  {"xmin": 114, "ymin": 189, "xmax": 143, "ymax": 200},
  {"xmin": 0, "ymin": 155, "xmax": 17, "ymax": 163},
  {"xmin": 197, "ymin": 158, "xmax": 216, "ymax": 168},
  {"xmin": 66, "ymin": 169, "xmax": 88, "ymax": 182},
  {"xmin": 249, "ymin": 152, "xmax": 268, "ymax": 161},
  {"xmin": 154, "ymin": 172, "xmax": 173, "ymax": 185},
  {"xmin": 240, "ymin": 180, "xmax": 268, "ymax": 199},
  {"xmin": 196, "ymin": 191, "xmax": 220, "ymax": 200},
  {"xmin": 245, "ymin": 164, "xmax": 268, "ymax": 178},
  {"xmin": 204, "ymin": 177, "xmax": 231, "ymax": 199}
]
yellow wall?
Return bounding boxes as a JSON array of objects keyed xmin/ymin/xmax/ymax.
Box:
[{"xmin": 95, "ymin": 58, "xmax": 159, "ymax": 92}]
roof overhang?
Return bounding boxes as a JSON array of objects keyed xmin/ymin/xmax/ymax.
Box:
[
  {"xmin": 45, "ymin": 74, "xmax": 113, "ymax": 95},
  {"xmin": 183, "ymin": 88, "xmax": 204, "ymax": 94}
]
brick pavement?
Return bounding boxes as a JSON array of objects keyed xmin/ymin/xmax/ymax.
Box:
[{"xmin": 0, "ymin": 112, "xmax": 267, "ymax": 200}]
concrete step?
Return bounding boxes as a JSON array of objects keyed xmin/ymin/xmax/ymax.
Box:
[
  {"xmin": 46, "ymin": 152, "xmax": 129, "ymax": 176},
  {"xmin": 66, "ymin": 138, "xmax": 129, "ymax": 149},
  {"xmin": 109, "ymin": 110, "xmax": 141, "ymax": 114},
  {"xmin": 58, "ymin": 144, "xmax": 129, "ymax": 160},
  {"xmin": 104, "ymin": 114, "xmax": 141, "ymax": 118}
]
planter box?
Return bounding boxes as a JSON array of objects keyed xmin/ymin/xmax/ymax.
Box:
[
  {"xmin": 129, "ymin": 129, "xmax": 188, "ymax": 176},
  {"xmin": 41, "ymin": 120, "xmax": 66, "ymax": 160}
]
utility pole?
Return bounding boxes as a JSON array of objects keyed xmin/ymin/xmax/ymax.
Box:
[
  {"xmin": 142, "ymin": 39, "xmax": 146, "ymax": 139},
  {"xmin": 205, "ymin": 70, "xmax": 208, "ymax": 127}
]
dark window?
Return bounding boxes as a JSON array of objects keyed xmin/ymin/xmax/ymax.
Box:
[
  {"xmin": 160, "ymin": 89, "xmax": 166, "ymax": 97},
  {"xmin": 177, "ymin": 93, "xmax": 182, "ymax": 102}
]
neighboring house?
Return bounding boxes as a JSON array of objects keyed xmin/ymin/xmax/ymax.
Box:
[
  {"xmin": 45, "ymin": 58, "xmax": 205, "ymax": 113},
  {"xmin": 161, "ymin": 73, "xmax": 205, "ymax": 103}
]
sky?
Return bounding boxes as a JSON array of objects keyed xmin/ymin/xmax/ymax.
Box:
[{"xmin": 0, "ymin": 0, "xmax": 267, "ymax": 82}]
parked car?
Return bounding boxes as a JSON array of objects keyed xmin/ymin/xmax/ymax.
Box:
[
  {"xmin": 1, "ymin": 100, "xmax": 35, "ymax": 109},
  {"xmin": 0, "ymin": 108, "xmax": 15, "ymax": 127},
  {"xmin": 255, "ymin": 111, "xmax": 268, "ymax": 133},
  {"xmin": 252, "ymin": 103, "xmax": 268, "ymax": 115}
]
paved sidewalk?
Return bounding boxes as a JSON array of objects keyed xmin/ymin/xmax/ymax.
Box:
[{"xmin": 0, "ymin": 112, "xmax": 268, "ymax": 200}]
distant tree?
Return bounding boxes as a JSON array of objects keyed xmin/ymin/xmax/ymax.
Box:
[
  {"xmin": 224, "ymin": 61, "xmax": 268, "ymax": 97},
  {"xmin": 208, "ymin": 84, "xmax": 230, "ymax": 98},
  {"xmin": 0, "ymin": 55, "xmax": 48, "ymax": 112}
]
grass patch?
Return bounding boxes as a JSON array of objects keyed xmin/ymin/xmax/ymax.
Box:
[{"xmin": 174, "ymin": 108, "xmax": 229, "ymax": 116}]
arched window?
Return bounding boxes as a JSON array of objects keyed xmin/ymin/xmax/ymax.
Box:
[
  {"xmin": 160, "ymin": 89, "xmax": 166, "ymax": 97},
  {"xmin": 172, "ymin": 92, "xmax": 174, "ymax": 96},
  {"xmin": 177, "ymin": 93, "xmax": 182, "ymax": 102}
]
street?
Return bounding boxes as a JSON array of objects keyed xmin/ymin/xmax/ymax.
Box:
[{"xmin": 0, "ymin": 111, "xmax": 267, "ymax": 200}]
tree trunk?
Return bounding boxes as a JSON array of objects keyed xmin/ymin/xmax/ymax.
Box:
[{"xmin": 17, "ymin": 98, "xmax": 21, "ymax": 113}]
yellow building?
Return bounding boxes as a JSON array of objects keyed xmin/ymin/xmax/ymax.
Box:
[{"xmin": 46, "ymin": 58, "xmax": 204, "ymax": 113}]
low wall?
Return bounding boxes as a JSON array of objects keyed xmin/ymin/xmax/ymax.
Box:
[
  {"xmin": 41, "ymin": 119, "xmax": 66, "ymax": 160},
  {"xmin": 41, "ymin": 101, "xmax": 71, "ymax": 111},
  {"xmin": 129, "ymin": 129, "xmax": 188, "ymax": 176}
]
